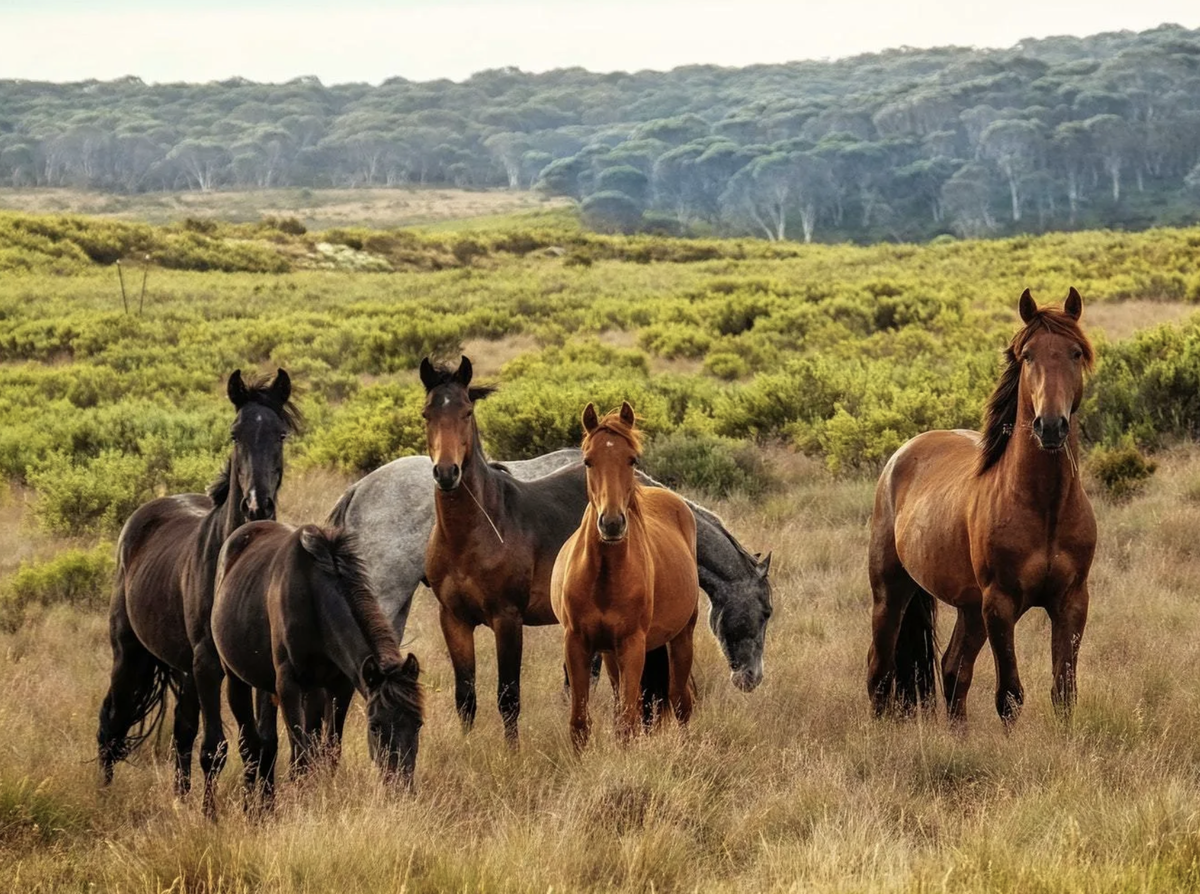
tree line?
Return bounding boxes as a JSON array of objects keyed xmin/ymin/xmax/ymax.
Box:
[{"xmin": 2, "ymin": 24, "xmax": 1199, "ymax": 242}]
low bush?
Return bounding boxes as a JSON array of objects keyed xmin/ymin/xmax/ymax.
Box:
[
  {"xmin": 642, "ymin": 431, "xmax": 774, "ymax": 499},
  {"xmin": 0, "ymin": 544, "xmax": 114, "ymax": 630},
  {"xmin": 1087, "ymin": 438, "xmax": 1158, "ymax": 501}
]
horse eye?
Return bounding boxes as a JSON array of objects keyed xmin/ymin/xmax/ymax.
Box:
[
  {"xmin": 583, "ymin": 459, "xmax": 592, "ymax": 468},
  {"xmin": 629, "ymin": 457, "xmax": 638, "ymax": 467},
  {"xmin": 1072, "ymin": 350, "xmax": 1083, "ymax": 361},
  {"xmin": 279, "ymin": 432, "xmax": 288, "ymax": 442}
]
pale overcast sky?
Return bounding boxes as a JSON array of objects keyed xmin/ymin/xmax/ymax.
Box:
[{"xmin": 3, "ymin": 0, "xmax": 1199, "ymax": 85}]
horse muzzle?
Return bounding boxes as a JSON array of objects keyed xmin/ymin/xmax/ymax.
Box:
[
  {"xmin": 597, "ymin": 512, "xmax": 628, "ymax": 542},
  {"xmin": 432, "ymin": 463, "xmax": 461, "ymax": 492},
  {"xmin": 240, "ymin": 494, "xmax": 275, "ymax": 521},
  {"xmin": 1033, "ymin": 414, "xmax": 1069, "ymax": 451},
  {"xmin": 730, "ymin": 659, "xmax": 763, "ymax": 692}
]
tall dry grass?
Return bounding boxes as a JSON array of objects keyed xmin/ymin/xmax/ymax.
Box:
[{"xmin": 5, "ymin": 450, "xmax": 1200, "ymax": 892}]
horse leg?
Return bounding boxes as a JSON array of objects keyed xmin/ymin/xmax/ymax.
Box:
[
  {"xmin": 439, "ymin": 606, "xmax": 477, "ymax": 732},
  {"xmin": 1049, "ymin": 587, "xmax": 1089, "ymax": 719},
  {"xmin": 226, "ymin": 676, "xmax": 261, "ymax": 813},
  {"xmin": 494, "ymin": 613, "xmax": 524, "ymax": 747},
  {"xmin": 941, "ymin": 605, "xmax": 987, "ymax": 725},
  {"xmin": 983, "ymin": 590, "xmax": 1024, "ymax": 727},
  {"xmin": 255, "ymin": 690, "xmax": 279, "ymax": 810},
  {"xmin": 302, "ymin": 689, "xmax": 326, "ymax": 768},
  {"xmin": 866, "ymin": 567, "xmax": 916, "ymax": 717},
  {"xmin": 171, "ymin": 676, "xmax": 201, "ymax": 799},
  {"xmin": 193, "ymin": 640, "xmax": 228, "ymax": 820},
  {"xmin": 564, "ymin": 633, "xmax": 593, "ymax": 752},
  {"xmin": 641, "ymin": 647, "xmax": 670, "ymax": 729},
  {"xmin": 666, "ymin": 612, "xmax": 698, "ymax": 727},
  {"xmin": 276, "ymin": 664, "xmax": 315, "ymax": 777},
  {"xmin": 614, "ymin": 632, "xmax": 648, "ymax": 743}
]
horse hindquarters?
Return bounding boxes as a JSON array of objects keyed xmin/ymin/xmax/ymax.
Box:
[{"xmin": 98, "ymin": 575, "xmax": 173, "ymax": 784}]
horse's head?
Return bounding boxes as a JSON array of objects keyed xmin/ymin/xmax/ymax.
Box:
[
  {"xmin": 707, "ymin": 552, "xmax": 772, "ymax": 692},
  {"xmin": 420, "ymin": 356, "xmax": 496, "ymax": 492},
  {"xmin": 1015, "ymin": 288, "xmax": 1093, "ymax": 451},
  {"xmin": 226, "ymin": 368, "xmax": 297, "ymax": 521},
  {"xmin": 581, "ymin": 401, "xmax": 642, "ymax": 543},
  {"xmin": 362, "ymin": 652, "xmax": 423, "ymax": 791}
]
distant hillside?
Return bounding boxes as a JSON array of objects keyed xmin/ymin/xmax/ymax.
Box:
[{"xmin": 2, "ymin": 24, "xmax": 1199, "ymax": 242}]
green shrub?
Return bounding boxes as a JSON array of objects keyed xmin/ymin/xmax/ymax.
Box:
[
  {"xmin": 300, "ymin": 384, "xmax": 426, "ymax": 473},
  {"xmin": 642, "ymin": 431, "xmax": 773, "ymax": 499},
  {"xmin": 1, "ymin": 544, "xmax": 115, "ymax": 630},
  {"xmin": 1087, "ymin": 439, "xmax": 1158, "ymax": 500}
]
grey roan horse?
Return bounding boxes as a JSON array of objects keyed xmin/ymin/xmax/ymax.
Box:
[
  {"xmin": 97, "ymin": 369, "xmax": 297, "ymax": 798},
  {"xmin": 328, "ymin": 450, "xmax": 773, "ymax": 693}
]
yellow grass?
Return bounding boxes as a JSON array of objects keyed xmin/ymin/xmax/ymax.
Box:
[
  {"xmin": 0, "ymin": 187, "xmax": 568, "ymax": 230},
  {"xmin": 4, "ymin": 446, "xmax": 1200, "ymax": 892}
]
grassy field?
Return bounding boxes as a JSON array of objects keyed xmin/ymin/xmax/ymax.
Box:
[
  {"xmin": 3, "ymin": 208, "xmax": 1200, "ymax": 890},
  {"xmin": 6, "ymin": 446, "xmax": 1200, "ymax": 891}
]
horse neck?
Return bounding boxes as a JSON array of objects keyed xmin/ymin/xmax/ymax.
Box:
[
  {"xmin": 692, "ymin": 512, "xmax": 754, "ymax": 609},
  {"xmin": 995, "ymin": 404, "xmax": 1084, "ymax": 512},
  {"xmin": 310, "ymin": 571, "xmax": 396, "ymax": 691},
  {"xmin": 197, "ymin": 464, "xmax": 250, "ymax": 574}
]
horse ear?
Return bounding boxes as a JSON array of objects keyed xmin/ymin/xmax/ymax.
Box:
[
  {"xmin": 1064, "ymin": 287, "xmax": 1083, "ymax": 320},
  {"xmin": 269, "ymin": 368, "xmax": 291, "ymax": 405},
  {"xmin": 227, "ymin": 369, "xmax": 248, "ymax": 408},
  {"xmin": 1018, "ymin": 288, "xmax": 1037, "ymax": 323},
  {"xmin": 399, "ymin": 652, "xmax": 420, "ymax": 679},
  {"xmin": 361, "ymin": 655, "xmax": 384, "ymax": 690},
  {"xmin": 454, "ymin": 355, "xmax": 473, "ymax": 387},
  {"xmin": 619, "ymin": 401, "xmax": 636, "ymax": 427},
  {"xmin": 419, "ymin": 357, "xmax": 438, "ymax": 392},
  {"xmin": 757, "ymin": 551, "xmax": 772, "ymax": 578},
  {"xmin": 582, "ymin": 403, "xmax": 599, "ymax": 434}
]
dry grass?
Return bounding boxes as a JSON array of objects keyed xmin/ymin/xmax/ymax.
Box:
[
  {"xmin": 0, "ymin": 187, "xmax": 567, "ymax": 230},
  {"xmin": 5, "ymin": 446, "xmax": 1200, "ymax": 891},
  {"xmin": 1083, "ymin": 300, "xmax": 1199, "ymax": 342}
]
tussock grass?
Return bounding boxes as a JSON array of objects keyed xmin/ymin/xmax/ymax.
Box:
[{"xmin": 5, "ymin": 449, "xmax": 1200, "ymax": 890}]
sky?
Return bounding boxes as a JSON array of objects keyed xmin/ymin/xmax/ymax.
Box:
[{"xmin": 3, "ymin": 0, "xmax": 1199, "ymax": 85}]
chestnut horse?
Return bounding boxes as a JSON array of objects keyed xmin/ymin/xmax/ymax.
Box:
[
  {"xmin": 97, "ymin": 369, "xmax": 296, "ymax": 798},
  {"xmin": 551, "ymin": 403, "xmax": 699, "ymax": 749},
  {"xmin": 867, "ymin": 288, "xmax": 1096, "ymax": 726},
  {"xmin": 211, "ymin": 522, "xmax": 423, "ymax": 814}
]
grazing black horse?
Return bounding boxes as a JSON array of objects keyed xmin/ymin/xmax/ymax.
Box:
[
  {"xmin": 211, "ymin": 522, "xmax": 423, "ymax": 814},
  {"xmin": 96, "ymin": 369, "xmax": 297, "ymax": 802}
]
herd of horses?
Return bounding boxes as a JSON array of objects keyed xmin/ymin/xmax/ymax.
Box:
[{"xmin": 93, "ymin": 286, "xmax": 1096, "ymax": 819}]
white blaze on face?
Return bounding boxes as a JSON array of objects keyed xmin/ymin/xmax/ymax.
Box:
[
  {"xmin": 246, "ymin": 488, "xmax": 259, "ymax": 513},
  {"xmin": 443, "ymin": 395, "xmax": 451, "ymax": 406},
  {"xmin": 605, "ymin": 439, "xmax": 614, "ymax": 447}
]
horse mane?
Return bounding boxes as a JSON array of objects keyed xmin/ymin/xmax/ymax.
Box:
[
  {"xmin": 583, "ymin": 409, "xmax": 644, "ymax": 456},
  {"xmin": 299, "ymin": 526, "xmax": 402, "ymax": 666},
  {"xmin": 422, "ymin": 361, "xmax": 498, "ymax": 403},
  {"xmin": 977, "ymin": 304, "xmax": 1095, "ymax": 475},
  {"xmin": 236, "ymin": 370, "xmax": 304, "ymax": 433},
  {"xmin": 207, "ymin": 459, "xmax": 232, "ymax": 506}
]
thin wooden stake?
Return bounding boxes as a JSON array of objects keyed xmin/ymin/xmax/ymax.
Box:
[
  {"xmin": 117, "ymin": 260, "xmax": 128, "ymax": 314},
  {"xmin": 139, "ymin": 255, "xmax": 149, "ymax": 315}
]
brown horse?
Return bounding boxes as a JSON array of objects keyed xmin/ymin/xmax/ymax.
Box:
[
  {"xmin": 211, "ymin": 522, "xmax": 423, "ymax": 814},
  {"xmin": 867, "ymin": 288, "xmax": 1096, "ymax": 726},
  {"xmin": 551, "ymin": 402, "xmax": 699, "ymax": 748},
  {"xmin": 421, "ymin": 356, "xmax": 598, "ymax": 745},
  {"xmin": 97, "ymin": 369, "xmax": 296, "ymax": 798}
]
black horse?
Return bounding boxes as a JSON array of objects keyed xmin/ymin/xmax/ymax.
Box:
[{"xmin": 96, "ymin": 369, "xmax": 297, "ymax": 807}]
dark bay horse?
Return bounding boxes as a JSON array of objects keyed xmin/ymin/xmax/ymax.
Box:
[
  {"xmin": 552, "ymin": 403, "xmax": 699, "ymax": 748},
  {"xmin": 211, "ymin": 523, "xmax": 422, "ymax": 814},
  {"xmin": 97, "ymin": 369, "xmax": 297, "ymax": 797},
  {"xmin": 327, "ymin": 449, "xmax": 772, "ymax": 692},
  {"xmin": 867, "ymin": 288, "xmax": 1096, "ymax": 726},
  {"xmin": 421, "ymin": 356, "xmax": 592, "ymax": 744}
]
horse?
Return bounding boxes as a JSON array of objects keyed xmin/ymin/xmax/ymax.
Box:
[
  {"xmin": 327, "ymin": 449, "xmax": 772, "ymax": 692},
  {"xmin": 421, "ymin": 356, "xmax": 597, "ymax": 744},
  {"xmin": 97, "ymin": 369, "xmax": 297, "ymax": 800},
  {"xmin": 211, "ymin": 522, "xmax": 423, "ymax": 813},
  {"xmin": 867, "ymin": 288, "xmax": 1096, "ymax": 726},
  {"xmin": 552, "ymin": 402, "xmax": 699, "ymax": 748}
]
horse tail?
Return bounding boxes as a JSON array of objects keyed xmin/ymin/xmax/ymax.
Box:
[
  {"xmin": 97, "ymin": 572, "xmax": 175, "ymax": 779},
  {"xmin": 894, "ymin": 588, "xmax": 938, "ymax": 712},
  {"xmin": 640, "ymin": 646, "xmax": 671, "ymax": 726}
]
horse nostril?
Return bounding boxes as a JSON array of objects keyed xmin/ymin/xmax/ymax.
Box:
[{"xmin": 1032, "ymin": 417, "xmax": 1044, "ymax": 437}]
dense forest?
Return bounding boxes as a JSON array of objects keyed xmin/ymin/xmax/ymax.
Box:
[{"xmin": 3, "ymin": 24, "xmax": 1200, "ymax": 242}]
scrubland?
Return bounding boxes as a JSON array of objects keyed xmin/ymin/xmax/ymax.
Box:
[{"xmin": 3, "ymin": 209, "xmax": 1200, "ymax": 891}]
